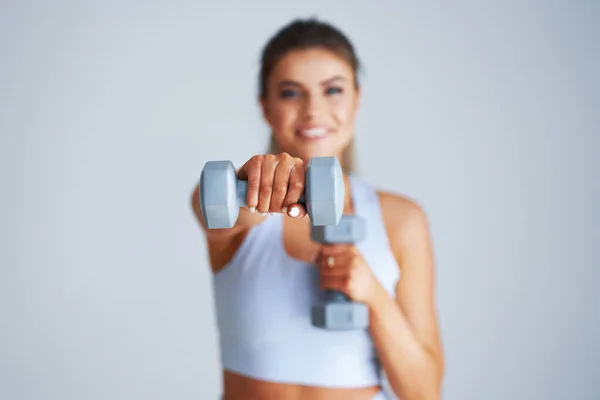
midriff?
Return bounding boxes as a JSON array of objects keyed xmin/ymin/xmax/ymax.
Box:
[{"xmin": 222, "ymin": 370, "xmax": 381, "ymax": 400}]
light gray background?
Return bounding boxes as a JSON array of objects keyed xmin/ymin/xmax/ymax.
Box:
[{"xmin": 1, "ymin": 1, "xmax": 598, "ymax": 399}]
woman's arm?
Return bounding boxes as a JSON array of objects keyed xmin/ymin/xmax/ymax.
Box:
[
  {"xmin": 190, "ymin": 153, "xmax": 309, "ymax": 272},
  {"xmin": 190, "ymin": 182, "xmax": 267, "ymax": 272},
  {"xmin": 368, "ymin": 194, "xmax": 444, "ymax": 399},
  {"xmin": 317, "ymin": 193, "xmax": 444, "ymax": 399}
]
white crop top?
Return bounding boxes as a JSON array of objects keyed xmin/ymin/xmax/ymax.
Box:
[{"xmin": 211, "ymin": 174, "xmax": 400, "ymax": 388}]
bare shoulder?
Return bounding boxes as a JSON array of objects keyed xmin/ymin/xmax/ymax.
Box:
[
  {"xmin": 378, "ymin": 190, "xmax": 427, "ymax": 226},
  {"xmin": 376, "ymin": 190, "xmax": 432, "ymax": 263}
]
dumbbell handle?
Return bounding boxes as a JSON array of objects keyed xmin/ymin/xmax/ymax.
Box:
[
  {"xmin": 236, "ymin": 179, "xmax": 306, "ymax": 208},
  {"xmin": 325, "ymin": 289, "xmax": 350, "ymax": 302},
  {"xmin": 311, "ymin": 215, "xmax": 367, "ymax": 305}
]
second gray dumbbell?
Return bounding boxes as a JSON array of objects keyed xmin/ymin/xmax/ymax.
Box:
[
  {"xmin": 311, "ymin": 215, "xmax": 369, "ymax": 330},
  {"xmin": 199, "ymin": 156, "xmax": 345, "ymax": 229}
]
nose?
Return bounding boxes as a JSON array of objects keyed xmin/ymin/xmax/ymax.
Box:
[{"xmin": 303, "ymin": 93, "xmax": 325, "ymax": 119}]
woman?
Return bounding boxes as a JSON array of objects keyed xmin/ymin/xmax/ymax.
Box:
[{"xmin": 192, "ymin": 18, "xmax": 444, "ymax": 400}]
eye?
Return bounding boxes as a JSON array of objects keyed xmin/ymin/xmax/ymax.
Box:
[
  {"xmin": 280, "ymin": 89, "xmax": 299, "ymax": 98},
  {"xmin": 325, "ymin": 86, "xmax": 343, "ymax": 95}
]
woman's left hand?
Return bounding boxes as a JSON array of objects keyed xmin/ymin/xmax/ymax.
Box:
[{"xmin": 316, "ymin": 244, "xmax": 384, "ymax": 307}]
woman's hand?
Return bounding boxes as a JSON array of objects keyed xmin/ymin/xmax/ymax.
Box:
[
  {"xmin": 237, "ymin": 153, "xmax": 308, "ymax": 219},
  {"xmin": 315, "ymin": 244, "xmax": 384, "ymax": 306}
]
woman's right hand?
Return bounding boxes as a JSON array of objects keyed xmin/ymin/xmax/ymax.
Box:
[{"xmin": 237, "ymin": 153, "xmax": 308, "ymax": 219}]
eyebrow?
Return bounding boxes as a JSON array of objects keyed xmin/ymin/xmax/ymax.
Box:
[{"xmin": 277, "ymin": 75, "xmax": 348, "ymax": 87}]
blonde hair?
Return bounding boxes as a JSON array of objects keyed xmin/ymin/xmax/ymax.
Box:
[{"xmin": 267, "ymin": 134, "xmax": 356, "ymax": 174}]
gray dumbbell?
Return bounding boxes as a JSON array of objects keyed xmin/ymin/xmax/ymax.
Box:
[
  {"xmin": 199, "ymin": 156, "xmax": 345, "ymax": 229},
  {"xmin": 311, "ymin": 215, "xmax": 369, "ymax": 330}
]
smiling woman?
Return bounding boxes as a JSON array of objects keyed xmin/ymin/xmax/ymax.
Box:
[
  {"xmin": 191, "ymin": 18, "xmax": 445, "ymax": 400},
  {"xmin": 260, "ymin": 21, "xmax": 360, "ymax": 173}
]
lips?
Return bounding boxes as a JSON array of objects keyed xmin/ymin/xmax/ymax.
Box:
[{"xmin": 297, "ymin": 127, "xmax": 329, "ymax": 138}]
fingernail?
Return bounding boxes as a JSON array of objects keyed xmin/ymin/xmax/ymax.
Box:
[
  {"xmin": 281, "ymin": 206, "xmax": 288, "ymax": 214},
  {"xmin": 249, "ymin": 207, "xmax": 256, "ymax": 213},
  {"xmin": 260, "ymin": 212, "xmax": 268, "ymax": 216},
  {"xmin": 288, "ymin": 206, "xmax": 300, "ymax": 218}
]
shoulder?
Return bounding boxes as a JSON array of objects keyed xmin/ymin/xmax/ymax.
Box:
[
  {"xmin": 377, "ymin": 190, "xmax": 429, "ymax": 230},
  {"xmin": 376, "ymin": 190, "xmax": 432, "ymax": 264}
]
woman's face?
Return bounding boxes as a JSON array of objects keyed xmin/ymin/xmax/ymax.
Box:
[{"xmin": 260, "ymin": 48, "xmax": 360, "ymax": 164}]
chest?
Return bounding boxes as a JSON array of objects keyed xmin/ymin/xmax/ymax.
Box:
[
  {"xmin": 281, "ymin": 214, "xmax": 400, "ymax": 296},
  {"xmin": 213, "ymin": 216, "xmax": 400, "ymax": 335}
]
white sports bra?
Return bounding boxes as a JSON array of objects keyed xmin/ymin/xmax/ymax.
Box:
[{"xmin": 211, "ymin": 174, "xmax": 400, "ymax": 389}]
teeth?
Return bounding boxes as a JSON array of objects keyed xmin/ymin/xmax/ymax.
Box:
[{"xmin": 300, "ymin": 128, "xmax": 327, "ymax": 137}]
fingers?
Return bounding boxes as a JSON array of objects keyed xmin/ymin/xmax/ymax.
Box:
[
  {"xmin": 282, "ymin": 159, "xmax": 307, "ymax": 218},
  {"xmin": 256, "ymin": 155, "xmax": 278, "ymax": 214},
  {"xmin": 316, "ymin": 252, "xmax": 355, "ymax": 276},
  {"xmin": 238, "ymin": 155, "xmax": 262, "ymax": 212},
  {"xmin": 315, "ymin": 248, "xmax": 357, "ymax": 294},
  {"xmin": 237, "ymin": 153, "xmax": 307, "ymax": 217},
  {"xmin": 270, "ymin": 154, "xmax": 296, "ymax": 213},
  {"xmin": 318, "ymin": 244, "xmax": 356, "ymax": 257}
]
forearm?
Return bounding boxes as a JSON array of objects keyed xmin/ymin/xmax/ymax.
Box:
[{"xmin": 367, "ymin": 287, "xmax": 443, "ymax": 400}]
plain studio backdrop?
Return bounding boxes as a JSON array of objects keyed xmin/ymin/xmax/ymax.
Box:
[{"xmin": 1, "ymin": 1, "xmax": 598, "ymax": 399}]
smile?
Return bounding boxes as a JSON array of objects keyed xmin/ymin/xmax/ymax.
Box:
[{"xmin": 297, "ymin": 127, "xmax": 329, "ymax": 138}]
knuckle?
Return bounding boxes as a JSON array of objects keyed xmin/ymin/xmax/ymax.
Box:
[
  {"xmin": 277, "ymin": 158, "xmax": 294, "ymax": 174},
  {"xmin": 259, "ymin": 183, "xmax": 273, "ymax": 197},
  {"xmin": 250, "ymin": 155, "xmax": 263, "ymax": 166},
  {"xmin": 259, "ymin": 180, "xmax": 273, "ymax": 194},
  {"xmin": 272, "ymin": 183, "xmax": 288, "ymax": 196},
  {"xmin": 278, "ymin": 152, "xmax": 292, "ymax": 161},
  {"xmin": 248, "ymin": 179, "xmax": 261, "ymax": 191},
  {"xmin": 290, "ymin": 179, "xmax": 304, "ymax": 192}
]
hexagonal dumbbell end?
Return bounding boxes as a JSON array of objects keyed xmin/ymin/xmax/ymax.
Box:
[
  {"xmin": 199, "ymin": 160, "xmax": 244, "ymax": 229},
  {"xmin": 311, "ymin": 294, "xmax": 369, "ymax": 330},
  {"xmin": 310, "ymin": 214, "xmax": 367, "ymax": 244},
  {"xmin": 305, "ymin": 157, "xmax": 345, "ymax": 226}
]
